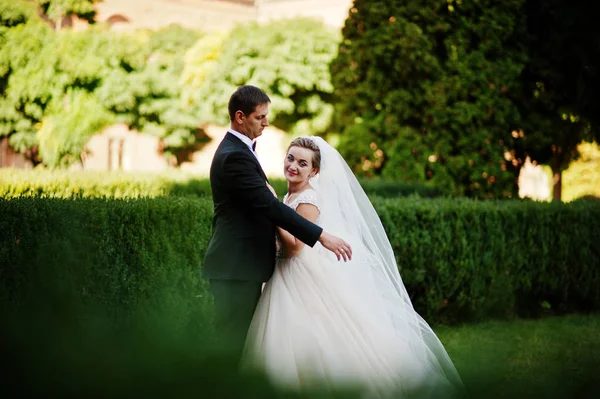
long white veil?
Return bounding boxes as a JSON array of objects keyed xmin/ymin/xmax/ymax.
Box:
[{"xmin": 308, "ymin": 136, "xmax": 465, "ymax": 395}]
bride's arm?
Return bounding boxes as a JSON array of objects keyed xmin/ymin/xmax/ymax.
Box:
[{"xmin": 277, "ymin": 203, "xmax": 319, "ymax": 258}]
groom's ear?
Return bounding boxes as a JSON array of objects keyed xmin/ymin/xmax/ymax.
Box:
[{"xmin": 234, "ymin": 110, "xmax": 245, "ymax": 124}]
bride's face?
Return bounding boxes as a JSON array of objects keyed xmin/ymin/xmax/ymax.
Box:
[{"xmin": 284, "ymin": 146, "xmax": 317, "ymax": 185}]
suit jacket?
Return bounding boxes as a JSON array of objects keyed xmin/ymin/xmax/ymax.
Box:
[{"xmin": 202, "ymin": 132, "xmax": 323, "ymax": 282}]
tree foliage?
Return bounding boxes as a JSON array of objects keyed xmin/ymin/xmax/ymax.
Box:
[
  {"xmin": 1, "ymin": 7, "xmax": 341, "ymax": 168},
  {"xmin": 0, "ymin": 0, "xmax": 37, "ymax": 31},
  {"xmin": 562, "ymin": 142, "xmax": 600, "ymax": 202},
  {"xmin": 35, "ymin": 0, "xmax": 100, "ymax": 27},
  {"xmin": 181, "ymin": 32, "xmax": 227, "ymax": 106},
  {"xmin": 97, "ymin": 25, "xmax": 205, "ymax": 163},
  {"xmin": 333, "ymin": 0, "xmax": 600, "ymax": 199},
  {"xmin": 38, "ymin": 89, "xmax": 114, "ymax": 167},
  {"xmin": 0, "ymin": 3, "xmax": 53, "ymax": 160},
  {"xmin": 0, "ymin": 3, "xmax": 204, "ymax": 167},
  {"xmin": 331, "ymin": 0, "xmax": 528, "ymax": 198},
  {"xmin": 0, "ymin": 15, "xmax": 143, "ymax": 166},
  {"xmin": 185, "ymin": 18, "xmax": 339, "ymax": 136},
  {"xmin": 147, "ymin": 24, "xmax": 201, "ymax": 73},
  {"xmin": 511, "ymin": 0, "xmax": 600, "ymax": 200}
]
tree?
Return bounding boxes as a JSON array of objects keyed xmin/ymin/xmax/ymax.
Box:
[
  {"xmin": 185, "ymin": 18, "xmax": 340, "ymax": 137},
  {"xmin": 0, "ymin": 8, "xmax": 143, "ymax": 166},
  {"xmin": 35, "ymin": 0, "xmax": 100, "ymax": 30},
  {"xmin": 562, "ymin": 142, "xmax": 600, "ymax": 202},
  {"xmin": 0, "ymin": 0, "xmax": 37, "ymax": 31},
  {"xmin": 331, "ymin": 0, "xmax": 528, "ymax": 198},
  {"xmin": 1, "ymin": 4, "xmax": 204, "ymax": 167},
  {"xmin": 511, "ymin": 0, "xmax": 600, "ymax": 200},
  {"xmin": 181, "ymin": 32, "xmax": 227, "ymax": 107},
  {"xmin": 0, "ymin": 2, "xmax": 52, "ymax": 163},
  {"xmin": 96, "ymin": 25, "xmax": 206, "ymax": 165},
  {"xmin": 147, "ymin": 24, "xmax": 201, "ymax": 74},
  {"xmin": 37, "ymin": 89, "xmax": 114, "ymax": 167}
]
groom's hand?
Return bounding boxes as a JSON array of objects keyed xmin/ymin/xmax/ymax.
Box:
[{"xmin": 319, "ymin": 232, "xmax": 352, "ymax": 262}]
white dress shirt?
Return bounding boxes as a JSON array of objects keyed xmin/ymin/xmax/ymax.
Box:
[{"xmin": 228, "ymin": 129, "xmax": 259, "ymax": 161}]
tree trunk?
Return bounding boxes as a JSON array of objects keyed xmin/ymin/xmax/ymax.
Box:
[{"xmin": 552, "ymin": 165, "xmax": 562, "ymax": 201}]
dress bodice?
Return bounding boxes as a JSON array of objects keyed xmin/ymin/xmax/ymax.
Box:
[
  {"xmin": 283, "ymin": 188, "xmax": 321, "ymax": 217},
  {"xmin": 276, "ymin": 188, "xmax": 321, "ymax": 259}
]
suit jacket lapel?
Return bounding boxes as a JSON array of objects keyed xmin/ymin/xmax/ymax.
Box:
[{"xmin": 225, "ymin": 132, "xmax": 268, "ymax": 181}]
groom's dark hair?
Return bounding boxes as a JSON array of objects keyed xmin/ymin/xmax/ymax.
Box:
[{"xmin": 228, "ymin": 85, "xmax": 271, "ymax": 121}]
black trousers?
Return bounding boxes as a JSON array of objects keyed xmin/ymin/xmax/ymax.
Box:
[{"xmin": 209, "ymin": 279, "xmax": 263, "ymax": 363}]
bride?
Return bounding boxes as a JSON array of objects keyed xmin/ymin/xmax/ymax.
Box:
[{"xmin": 243, "ymin": 137, "xmax": 465, "ymax": 398}]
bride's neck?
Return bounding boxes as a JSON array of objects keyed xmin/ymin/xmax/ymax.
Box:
[{"xmin": 287, "ymin": 181, "xmax": 310, "ymax": 195}]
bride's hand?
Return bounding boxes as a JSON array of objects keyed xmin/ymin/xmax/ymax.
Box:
[
  {"xmin": 266, "ymin": 183, "xmax": 277, "ymax": 197},
  {"xmin": 318, "ymin": 231, "xmax": 352, "ymax": 262}
]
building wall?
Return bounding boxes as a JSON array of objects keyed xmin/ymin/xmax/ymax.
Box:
[
  {"xmin": 180, "ymin": 124, "xmax": 287, "ymax": 177},
  {"xmin": 0, "ymin": 137, "xmax": 33, "ymax": 169},
  {"xmin": 518, "ymin": 157, "xmax": 552, "ymax": 201},
  {"xmin": 83, "ymin": 124, "xmax": 170, "ymax": 172},
  {"xmin": 95, "ymin": 0, "xmax": 352, "ymax": 32}
]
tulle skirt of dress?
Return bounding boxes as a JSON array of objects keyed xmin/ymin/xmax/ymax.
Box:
[{"xmin": 242, "ymin": 243, "xmax": 465, "ymax": 398}]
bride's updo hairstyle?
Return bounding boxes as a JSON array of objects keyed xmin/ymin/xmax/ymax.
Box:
[{"xmin": 287, "ymin": 137, "xmax": 321, "ymax": 172}]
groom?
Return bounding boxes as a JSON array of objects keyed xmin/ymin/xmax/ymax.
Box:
[{"xmin": 203, "ymin": 85, "xmax": 352, "ymax": 362}]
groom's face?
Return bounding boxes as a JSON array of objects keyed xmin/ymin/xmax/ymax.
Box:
[{"xmin": 237, "ymin": 103, "xmax": 269, "ymax": 140}]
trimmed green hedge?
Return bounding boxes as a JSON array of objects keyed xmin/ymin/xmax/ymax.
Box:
[
  {"xmin": 358, "ymin": 178, "xmax": 441, "ymax": 198},
  {"xmin": 0, "ymin": 199, "xmax": 292, "ymax": 398},
  {"xmin": 1, "ymin": 194, "xmax": 598, "ymax": 396},
  {"xmin": 0, "ymin": 169, "xmax": 440, "ymax": 199},
  {"xmin": 2, "ymin": 196, "xmax": 598, "ymax": 327},
  {"xmin": 268, "ymin": 177, "xmax": 441, "ymax": 199},
  {"xmin": 374, "ymin": 197, "xmax": 600, "ymax": 323},
  {"xmin": 0, "ymin": 197, "xmax": 214, "ymax": 337},
  {"xmin": 0, "ymin": 169, "xmax": 213, "ymax": 198}
]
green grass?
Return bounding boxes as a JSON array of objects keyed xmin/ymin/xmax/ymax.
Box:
[
  {"xmin": 3, "ymin": 311, "xmax": 599, "ymax": 398},
  {"xmin": 438, "ymin": 314, "xmax": 600, "ymax": 398}
]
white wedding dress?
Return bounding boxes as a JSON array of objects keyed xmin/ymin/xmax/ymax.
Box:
[{"xmin": 243, "ymin": 138, "xmax": 465, "ymax": 398}]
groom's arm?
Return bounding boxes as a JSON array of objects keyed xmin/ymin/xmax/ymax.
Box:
[
  {"xmin": 221, "ymin": 151, "xmax": 323, "ymax": 247},
  {"xmin": 277, "ymin": 203, "xmax": 320, "ymax": 258}
]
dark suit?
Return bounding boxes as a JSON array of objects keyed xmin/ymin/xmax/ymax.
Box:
[{"xmin": 203, "ymin": 132, "xmax": 322, "ymax": 360}]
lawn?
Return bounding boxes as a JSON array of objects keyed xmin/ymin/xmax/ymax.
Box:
[
  {"xmin": 438, "ymin": 314, "xmax": 600, "ymax": 398},
  {"xmin": 3, "ymin": 312, "xmax": 599, "ymax": 398}
]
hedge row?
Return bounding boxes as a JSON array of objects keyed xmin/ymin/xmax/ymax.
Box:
[
  {"xmin": 0, "ymin": 169, "xmax": 441, "ymax": 199},
  {"xmin": 1, "ymin": 196, "xmax": 598, "ymax": 396},
  {"xmin": 373, "ymin": 197, "xmax": 600, "ymax": 322},
  {"xmin": 0, "ymin": 169, "xmax": 212, "ymax": 198},
  {"xmin": 0, "ymin": 197, "xmax": 290, "ymax": 397},
  {"xmin": 1, "ymin": 196, "xmax": 598, "ymax": 328},
  {"xmin": 0, "ymin": 197, "xmax": 214, "ymax": 340}
]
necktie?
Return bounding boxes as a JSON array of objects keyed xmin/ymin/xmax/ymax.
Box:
[{"xmin": 252, "ymin": 141, "xmax": 257, "ymax": 151}]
